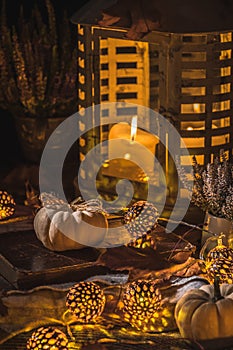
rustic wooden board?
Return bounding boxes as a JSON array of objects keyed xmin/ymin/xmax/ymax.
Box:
[
  {"xmin": 0, "ymin": 205, "xmax": 34, "ymax": 234},
  {"xmin": 0, "ymin": 230, "xmax": 113, "ymax": 290},
  {"xmin": 0, "ymin": 202, "xmax": 202, "ymax": 291},
  {"xmin": 0, "ymin": 218, "xmax": 202, "ymax": 291}
]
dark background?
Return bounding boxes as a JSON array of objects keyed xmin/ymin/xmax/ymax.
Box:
[
  {"xmin": 0, "ymin": 0, "xmax": 88, "ymax": 167},
  {"xmin": 1, "ymin": 0, "xmax": 88, "ymax": 24}
]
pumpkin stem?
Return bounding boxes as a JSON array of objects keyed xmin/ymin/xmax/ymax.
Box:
[{"xmin": 213, "ymin": 277, "xmax": 224, "ymax": 302}]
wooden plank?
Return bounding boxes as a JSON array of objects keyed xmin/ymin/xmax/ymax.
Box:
[
  {"xmin": 182, "ymin": 41, "xmax": 233, "ymax": 52},
  {"xmin": 182, "ymin": 58, "xmax": 233, "ymax": 69},
  {"xmin": 115, "ymin": 84, "xmax": 144, "ymax": 92},
  {"xmin": 0, "ymin": 230, "xmax": 112, "ymax": 289},
  {"xmin": 181, "ymin": 126, "xmax": 230, "ymax": 137},
  {"xmin": 0, "ymin": 206, "xmax": 33, "ymax": 234},
  {"xmin": 100, "ymin": 54, "xmax": 147, "ymax": 63},
  {"xmin": 99, "ymin": 37, "xmax": 150, "ymax": 110},
  {"xmin": 181, "ymin": 92, "xmax": 232, "ymax": 103},
  {"xmin": 115, "ymin": 98, "xmax": 145, "ymax": 105},
  {"xmin": 115, "ymin": 69, "xmax": 145, "ymax": 76},
  {"xmin": 182, "ymin": 75, "xmax": 232, "ymax": 86},
  {"xmin": 177, "ymin": 113, "xmax": 207, "ymax": 121}
]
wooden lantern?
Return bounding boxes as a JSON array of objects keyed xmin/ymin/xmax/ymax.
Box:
[{"xmin": 72, "ymin": 1, "xmax": 233, "ymax": 203}]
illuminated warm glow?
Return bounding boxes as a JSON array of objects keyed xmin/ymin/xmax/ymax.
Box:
[
  {"xmin": 130, "ymin": 116, "xmax": 137, "ymax": 142},
  {"xmin": 66, "ymin": 282, "xmax": 106, "ymax": 323},
  {"xmin": 123, "ymin": 280, "xmax": 163, "ymax": 331},
  {"xmin": 0, "ymin": 191, "xmax": 16, "ymax": 220},
  {"xmin": 193, "ymin": 103, "xmax": 201, "ymax": 113},
  {"xmin": 124, "ymin": 153, "xmax": 131, "ymax": 160},
  {"xmin": 26, "ymin": 327, "xmax": 68, "ymax": 350}
]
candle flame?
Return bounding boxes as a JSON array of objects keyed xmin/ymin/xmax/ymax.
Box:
[{"xmin": 130, "ymin": 116, "xmax": 137, "ymax": 142}]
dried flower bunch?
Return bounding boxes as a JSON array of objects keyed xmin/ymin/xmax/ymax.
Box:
[
  {"xmin": 180, "ymin": 153, "xmax": 233, "ymax": 221},
  {"xmin": 0, "ymin": 0, "xmax": 77, "ymax": 118}
]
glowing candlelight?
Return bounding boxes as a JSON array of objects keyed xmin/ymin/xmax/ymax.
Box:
[
  {"xmin": 109, "ymin": 118, "xmax": 158, "ymax": 162},
  {"xmin": 193, "ymin": 103, "xmax": 200, "ymax": 113},
  {"xmin": 107, "ymin": 117, "xmax": 159, "ymax": 183},
  {"xmin": 130, "ymin": 116, "xmax": 137, "ymax": 142}
]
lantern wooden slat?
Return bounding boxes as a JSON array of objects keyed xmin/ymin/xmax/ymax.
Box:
[{"xmin": 72, "ymin": 7, "xmax": 233, "ymax": 199}]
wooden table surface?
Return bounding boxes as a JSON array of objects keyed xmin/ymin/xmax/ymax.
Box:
[{"xmin": 0, "ymin": 204, "xmax": 232, "ymax": 350}]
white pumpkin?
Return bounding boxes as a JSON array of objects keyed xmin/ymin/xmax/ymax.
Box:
[
  {"xmin": 34, "ymin": 206, "xmax": 108, "ymax": 251},
  {"xmin": 175, "ymin": 282, "xmax": 233, "ymax": 340}
]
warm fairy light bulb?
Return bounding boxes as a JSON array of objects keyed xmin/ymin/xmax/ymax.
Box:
[
  {"xmin": 0, "ymin": 191, "xmax": 16, "ymax": 220},
  {"xmin": 66, "ymin": 281, "xmax": 106, "ymax": 323},
  {"xmin": 205, "ymin": 233, "xmax": 233, "ymax": 284},
  {"xmin": 26, "ymin": 326, "xmax": 68, "ymax": 350},
  {"xmin": 123, "ymin": 280, "xmax": 162, "ymax": 330},
  {"xmin": 123, "ymin": 201, "xmax": 159, "ymax": 239},
  {"xmin": 127, "ymin": 233, "xmax": 156, "ymax": 249}
]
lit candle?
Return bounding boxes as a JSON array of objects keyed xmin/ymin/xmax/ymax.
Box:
[
  {"xmin": 130, "ymin": 115, "xmax": 137, "ymax": 142},
  {"xmin": 109, "ymin": 116, "xmax": 159, "ymax": 159},
  {"xmin": 108, "ymin": 116, "xmax": 159, "ymax": 178}
]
